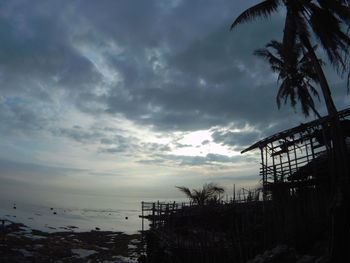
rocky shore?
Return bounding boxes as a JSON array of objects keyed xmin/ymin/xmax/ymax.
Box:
[{"xmin": 0, "ymin": 221, "xmax": 143, "ymax": 262}]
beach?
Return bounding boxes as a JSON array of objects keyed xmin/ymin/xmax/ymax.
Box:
[{"xmin": 0, "ymin": 201, "xmax": 145, "ymax": 262}]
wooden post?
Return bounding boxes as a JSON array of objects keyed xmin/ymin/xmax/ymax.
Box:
[
  {"xmin": 157, "ymin": 200, "xmax": 159, "ymax": 217},
  {"xmin": 305, "ymin": 138, "xmax": 310, "ymax": 162},
  {"xmin": 265, "ymin": 146, "xmax": 268, "ymax": 183},
  {"xmin": 152, "ymin": 202, "xmax": 155, "ymax": 227},
  {"xmin": 279, "ymin": 155, "xmax": 283, "ymax": 182},
  {"xmin": 141, "ymin": 201, "xmax": 144, "ymax": 233},
  {"xmin": 310, "ymin": 136, "xmax": 316, "ymax": 159},
  {"xmin": 234, "ymin": 184, "xmax": 236, "ymax": 202},
  {"xmin": 293, "ymin": 143, "xmax": 298, "ymax": 170},
  {"xmin": 260, "ymin": 147, "xmax": 266, "ymax": 189},
  {"xmin": 271, "ymin": 142, "xmax": 276, "ymax": 181},
  {"xmin": 286, "ymin": 146, "xmax": 292, "ymax": 180}
]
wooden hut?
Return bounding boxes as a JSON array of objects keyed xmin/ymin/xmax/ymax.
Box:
[{"xmin": 241, "ymin": 107, "xmax": 350, "ymax": 200}]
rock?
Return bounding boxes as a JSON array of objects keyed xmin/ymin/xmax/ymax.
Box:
[
  {"xmin": 297, "ymin": 255, "xmax": 316, "ymax": 263},
  {"xmin": 247, "ymin": 245, "xmax": 297, "ymax": 263},
  {"xmin": 138, "ymin": 255, "xmax": 147, "ymax": 262},
  {"xmin": 0, "ymin": 222, "xmax": 143, "ymax": 262}
]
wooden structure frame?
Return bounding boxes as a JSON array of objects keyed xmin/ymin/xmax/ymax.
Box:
[{"xmin": 241, "ymin": 108, "xmax": 350, "ymax": 197}]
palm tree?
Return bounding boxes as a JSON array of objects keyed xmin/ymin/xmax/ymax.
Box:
[
  {"xmin": 231, "ymin": 0, "xmax": 350, "ymax": 116},
  {"xmin": 254, "ymin": 40, "xmax": 322, "ymax": 118},
  {"xmin": 176, "ymin": 183, "xmax": 224, "ymax": 205},
  {"xmin": 232, "ymin": 2, "xmax": 350, "ymax": 260}
]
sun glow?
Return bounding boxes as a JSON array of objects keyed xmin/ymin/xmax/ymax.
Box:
[{"xmin": 171, "ymin": 130, "xmax": 236, "ymax": 157}]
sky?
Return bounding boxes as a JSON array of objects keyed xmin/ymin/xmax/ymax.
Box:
[{"xmin": 0, "ymin": 0, "xmax": 348, "ymax": 209}]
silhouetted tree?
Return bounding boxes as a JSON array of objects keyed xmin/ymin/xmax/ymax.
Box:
[
  {"xmin": 231, "ymin": 0, "xmax": 350, "ymax": 116},
  {"xmin": 176, "ymin": 183, "xmax": 224, "ymax": 205},
  {"xmin": 232, "ymin": 1, "xmax": 350, "ymax": 261},
  {"xmin": 254, "ymin": 40, "xmax": 322, "ymax": 117}
]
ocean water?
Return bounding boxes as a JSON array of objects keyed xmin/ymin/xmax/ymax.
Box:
[{"xmin": 0, "ymin": 199, "xmax": 145, "ymax": 234}]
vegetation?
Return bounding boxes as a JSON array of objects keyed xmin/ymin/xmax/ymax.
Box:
[
  {"xmin": 232, "ymin": 1, "xmax": 350, "ymax": 261},
  {"xmin": 254, "ymin": 40, "xmax": 322, "ymax": 117},
  {"xmin": 231, "ymin": 0, "xmax": 350, "ymax": 115},
  {"xmin": 176, "ymin": 183, "xmax": 224, "ymax": 205}
]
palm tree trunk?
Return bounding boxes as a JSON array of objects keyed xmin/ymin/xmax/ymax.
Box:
[
  {"xmin": 301, "ymin": 36, "xmax": 350, "ymax": 262},
  {"xmin": 282, "ymin": 1, "xmax": 336, "ymax": 114},
  {"xmin": 300, "ymin": 37, "xmax": 338, "ymax": 115},
  {"xmin": 283, "ymin": 7, "xmax": 324, "ymax": 120}
]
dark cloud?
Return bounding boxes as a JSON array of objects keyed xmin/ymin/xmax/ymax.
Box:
[
  {"xmin": 100, "ymin": 146, "xmax": 129, "ymax": 154},
  {"xmin": 141, "ymin": 143, "xmax": 171, "ymax": 152},
  {"xmin": 0, "ymin": 97, "xmax": 55, "ymax": 135},
  {"xmin": 0, "ymin": 1, "xmax": 102, "ymax": 97},
  {"xmin": 173, "ymin": 142, "xmax": 193, "ymax": 148},
  {"xmin": 137, "ymin": 159, "xmax": 166, "ymax": 165},
  {"xmin": 201, "ymin": 140, "xmax": 210, "ymax": 145},
  {"xmin": 37, "ymin": 0, "xmax": 291, "ymax": 133},
  {"xmin": 53, "ymin": 127, "xmax": 103, "ymax": 143},
  {"xmin": 212, "ymin": 129, "xmax": 261, "ymax": 150},
  {"xmin": 100, "ymin": 138, "xmax": 115, "ymax": 145},
  {"xmin": 100, "ymin": 18, "xmax": 285, "ymax": 132},
  {"xmin": 0, "ymin": 0, "xmax": 347, "ymax": 165}
]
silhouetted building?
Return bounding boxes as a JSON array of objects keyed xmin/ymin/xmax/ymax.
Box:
[{"xmin": 241, "ymin": 107, "xmax": 350, "ymax": 200}]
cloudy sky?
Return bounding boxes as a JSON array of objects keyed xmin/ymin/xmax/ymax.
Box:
[{"xmin": 0, "ymin": 0, "xmax": 348, "ymax": 209}]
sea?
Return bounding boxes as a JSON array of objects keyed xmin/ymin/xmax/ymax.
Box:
[{"xmin": 0, "ymin": 198, "xmax": 146, "ymax": 234}]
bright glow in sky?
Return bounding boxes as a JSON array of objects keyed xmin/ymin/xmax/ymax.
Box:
[{"xmin": 171, "ymin": 130, "xmax": 236, "ymax": 157}]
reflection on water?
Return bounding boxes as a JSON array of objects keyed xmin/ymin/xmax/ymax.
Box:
[{"xmin": 0, "ymin": 200, "xmax": 142, "ymax": 234}]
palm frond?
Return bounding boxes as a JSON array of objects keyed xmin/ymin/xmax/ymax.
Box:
[
  {"xmin": 176, "ymin": 184, "xmax": 224, "ymax": 205},
  {"xmin": 308, "ymin": 3, "xmax": 350, "ymax": 72},
  {"xmin": 254, "ymin": 48, "xmax": 283, "ymax": 71},
  {"xmin": 176, "ymin": 186, "xmax": 192, "ymax": 199},
  {"xmin": 203, "ymin": 183, "xmax": 224, "ymax": 195},
  {"xmin": 316, "ymin": 0, "xmax": 350, "ymax": 24},
  {"xmin": 231, "ymin": 0, "xmax": 280, "ymax": 29},
  {"xmin": 258, "ymin": 39, "xmax": 321, "ymax": 117}
]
